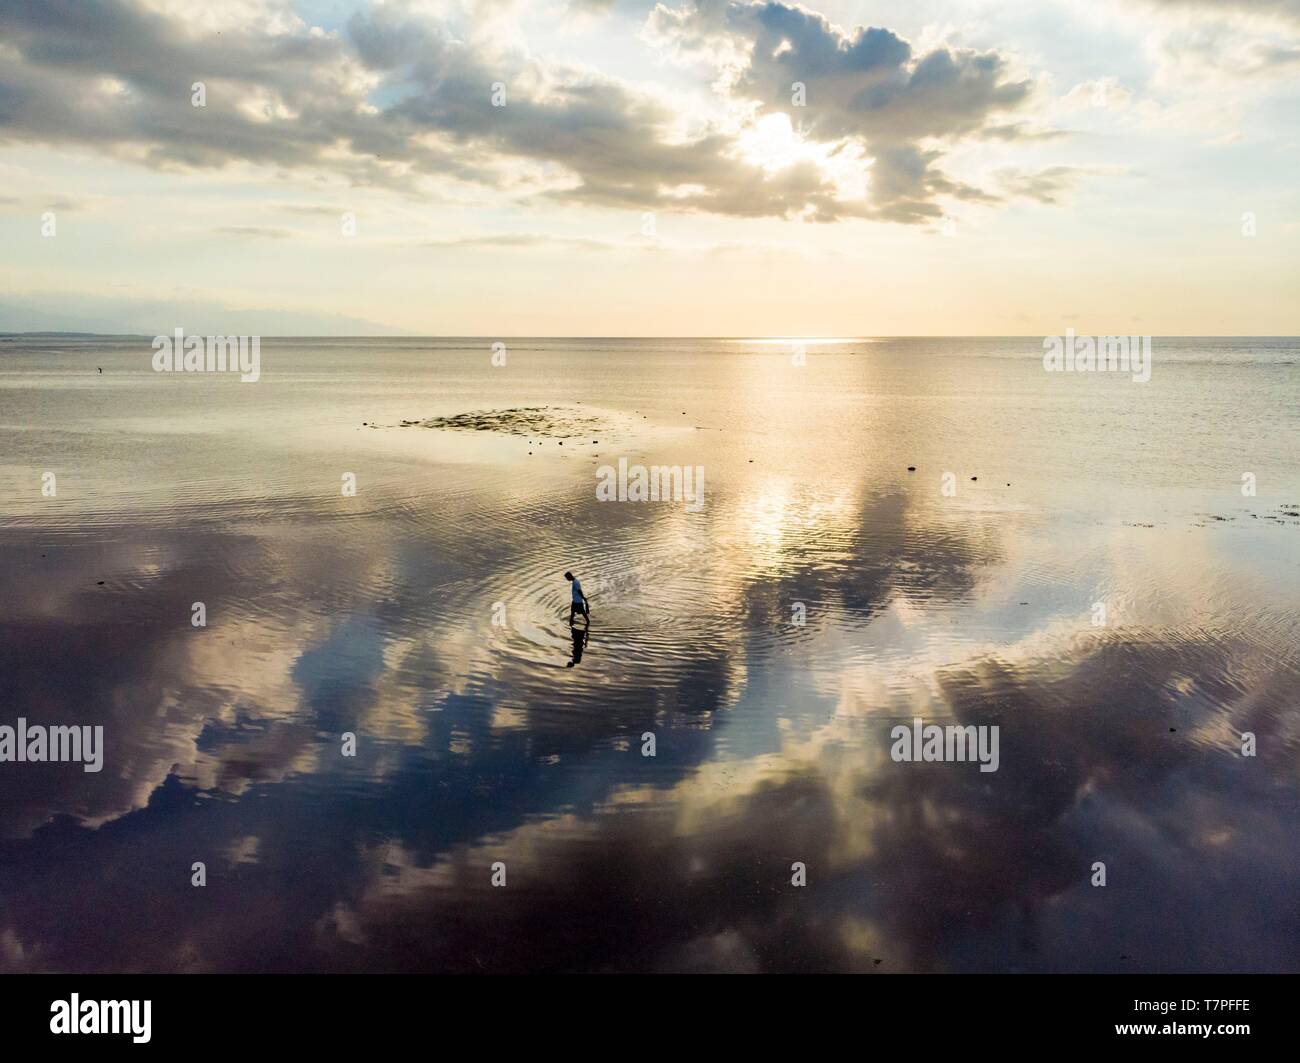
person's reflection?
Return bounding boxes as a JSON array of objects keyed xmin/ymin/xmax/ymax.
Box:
[{"xmin": 567, "ymin": 624, "xmax": 590, "ymax": 667}]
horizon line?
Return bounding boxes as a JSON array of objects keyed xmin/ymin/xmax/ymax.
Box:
[{"xmin": 4, "ymin": 332, "xmax": 1298, "ymax": 341}]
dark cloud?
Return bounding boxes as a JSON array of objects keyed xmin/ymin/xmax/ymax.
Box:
[
  {"xmin": 348, "ymin": 3, "xmax": 866, "ymax": 219},
  {"xmin": 648, "ymin": 1, "xmax": 1049, "ymax": 220},
  {"xmin": 719, "ymin": 5, "xmax": 1032, "ymax": 142},
  {"xmin": 0, "ymin": 0, "xmax": 485, "ymax": 186}
]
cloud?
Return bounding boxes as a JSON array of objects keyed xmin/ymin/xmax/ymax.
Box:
[
  {"xmin": 1075, "ymin": 0, "xmax": 1300, "ymax": 84},
  {"xmin": 0, "ymin": 0, "xmax": 856, "ymax": 220},
  {"xmin": 1060, "ymin": 77, "xmax": 1134, "ymax": 112},
  {"xmin": 1144, "ymin": 0, "xmax": 1300, "ymax": 23},
  {"xmin": 992, "ymin": 165, "xmax": 1126, "ymax": 205},
  {"xmin": 348, "ymin": 2, "xmax": 876, "ymax": 219},
  {"xmin": 419, "ymin": 231, "xmax": 626, "ymax": 250},
  {"xmin": 722, "ymin": 5, "xmax": 1032, "ymax": 143},
  {"xmin": 979, "ymin": 122, "xmax": 1068, "ymax": 141},
  {"xmin": 414, "ymin": 231, "xmax": 802, "ymax": 255},
  {"xmin": 212, "ymin": 225, "xmax": 292, "ymax": 239},
  {"xmin": 1149, "ymin": 20, "xmax": 1300, "ymax": 81},
  {"xmin": 644, "ymin": 1, "xmax": 1060, "ymax": 221},
  {"xmin": 564, "ymin": 0, "xmax": 619, "ymax": 15},
  {"xmin": 0, "ymin": 0, "xmax": 1089, "ymax": 225},
  {"xmin": 0, "ymin": 194, "xmax": 92, "ymax": 212},
  {"xmin": 0, "ymin": 0, "xmax": 473, "ymax": 186}
]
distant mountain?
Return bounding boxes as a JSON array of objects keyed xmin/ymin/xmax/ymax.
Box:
[
  {"xmin": 0, "ymin": 295, "xmax": 409, "ymax": 337},
  {"xmin": 0, "ymin": 301, "xmax": 137, "ymax": 335}
]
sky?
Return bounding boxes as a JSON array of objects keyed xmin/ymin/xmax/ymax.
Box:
[{"xmin": 0, "ymin": 0, "xmax": 1297, "ymax": 336}]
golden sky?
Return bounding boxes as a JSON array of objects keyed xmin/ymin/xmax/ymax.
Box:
[{"xmin": 1, "ymin": 0, "xmax": 1296, "ymax": 334}]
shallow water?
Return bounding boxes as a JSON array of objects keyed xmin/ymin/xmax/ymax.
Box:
[{"xmin": 0, "ymin": 336, "xmax": 1297, "ymax": 972}]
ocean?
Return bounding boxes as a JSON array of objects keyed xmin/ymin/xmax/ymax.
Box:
[{"xmin": 0, "ymin": 335, "xmax": 1297, "ymax": 971}]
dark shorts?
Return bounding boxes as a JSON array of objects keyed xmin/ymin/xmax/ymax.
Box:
[{"xmin": 569, "ymin": 601, "xmax": 588, "ymax": 621}]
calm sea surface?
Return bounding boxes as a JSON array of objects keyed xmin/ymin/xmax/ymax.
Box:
[{"xmin": 1, "ymin": 336, "xmax": 1297, "ymax": 972}]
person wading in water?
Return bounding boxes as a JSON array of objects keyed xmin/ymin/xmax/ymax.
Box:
[{"xmin": 565, "ymin": 571, "xmax": 589, "ymax": 626}]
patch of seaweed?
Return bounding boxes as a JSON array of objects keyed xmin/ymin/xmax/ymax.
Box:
[{"xmin": 410, "ymin": 406, "xmax": 607, "ymax": 438}]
